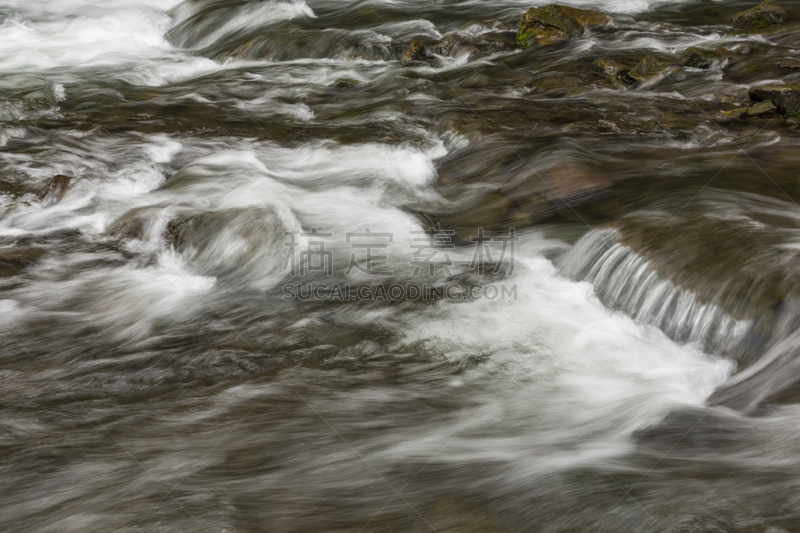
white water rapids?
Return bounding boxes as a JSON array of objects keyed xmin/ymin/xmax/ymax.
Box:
[{"xmin": 2, "ymin": 0, "xmax": 800, "ymax": 532}]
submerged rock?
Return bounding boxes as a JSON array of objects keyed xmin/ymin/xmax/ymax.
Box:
[
  {"xmin": 39, "ymin": 174, "xmax": 72, "ymax": 204},
  {"xmin": 628, "ymin": 55, "xmax": 677, "ymax": 85},
  {"xmin": 537, "ymin": 163, "xmax": 613, "ymax": 206},
  {"xmin": 165, "ymin": 206, "xmax": 299, "ymax": 279},
  {"xmin": 749, "ymin": 83, "xmax": 800, "ymax": 115},
  {"xmin": 733, "ymin": 1, "xmax": 789, "ymax": 30},
  {"xmin": 0, "ymin": 247, "xmax": 45, "ymax": 277},
  {"xmin": 106, "ymin": 207, "xmax": 164, "ymax": 241},
  {"xmin": 679, "ymin": 47, "xmax": 719, "ymax": 69},
  {"xmin": 516, "ymin": 4, "xmax": 609, "ymax": 48}
]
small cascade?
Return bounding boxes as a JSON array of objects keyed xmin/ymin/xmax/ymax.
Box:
[{"xmin": 559, "ymin": 228, "xmax": 758, "ymax": 357}]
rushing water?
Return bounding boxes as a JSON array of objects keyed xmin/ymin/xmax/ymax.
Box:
[{"xmin": 3, "ymin": 0, "xmax": 800, "ymax": 531}]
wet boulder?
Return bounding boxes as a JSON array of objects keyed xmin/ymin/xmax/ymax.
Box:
[
  {"xmin": 591, "ymin": 59, "xmax": 636, "ymax": 86},
  {"xmin": 748, "ymin": 83, "xmax": 800, "ymax": 115},
  {"xmin": 627, "ymin": 55, "xmax": 678, "ymax": 85},
  {"xmin": 402, "ymin": 41, "xmax": 433, "ymax": 61},
  {"xmin": 516, "ymin": 4, "xmax": 609, "ymax": 48},
  {"xmin": 39, "ymin": 174, "xmax": 72, "ymax": 204},
  {"xmin": 165, "ymin": 206, "xmax": 300, "ymax": 279},
  {"xmin": 733, "ymin": 1, "xmax": 788, "ymax": 30},
  {"xmin": 679, "ymin": 47, "xmax": 719, "ymax": 69},
  {"xmin": 105, "ymin": 206, "xmax": 164, "ymax": 241}
]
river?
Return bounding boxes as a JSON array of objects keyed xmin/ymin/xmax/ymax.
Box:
[{"xmin": 2, "ymin": 0, "xmax": 800, "ymax": 531}]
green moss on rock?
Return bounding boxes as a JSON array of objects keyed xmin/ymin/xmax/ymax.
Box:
[
  {"xmin": 679, "ymin": 47, "xmax": 719, "ymax": 69},
  {"xmin": 749, "ymin": 83, "xmax": 800, "ymax": 115},
  {"xmin": 516, "ymin": 4, "xmax": 609, "ymax": 48},
  {"xmin": 628, "ymin": 55, "xmax": 677, "ymax": 85},
  {"xmin": 733, "ymin": 1, "xmax": 788, "ymax": 31}
]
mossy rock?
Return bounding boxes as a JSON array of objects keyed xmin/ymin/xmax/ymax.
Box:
[
  {"xmin": 628, "ymin": 54, "xmax": 678, "ymax": 85},
  {"xmin": 749, "ymin": 83, "xmax": 800, "ymax": 115},
  {"xmin": 679, "ymin": 47, "xmax": 719, "ymax": 69},
  {"xmin": 516, "ymin": 4, "xmax": 609, "ymax": 48},
  {"xmin": 733, "ymin": 1, "xmax": 788, "ymax": 30},
  {"xmin": 746, "ymin": 100, "xmax": 778, "ymax": 116},
  {"xmin": 719, "ymin": 100, "xmax": 778, "ymax": 119}
]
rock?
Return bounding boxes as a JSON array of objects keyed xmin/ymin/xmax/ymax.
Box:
[
  {"xmin": 516, "ymin": 4, "xmax": 609, "ymax": 48},
  {"xmin": 715, "ymin": 101, "xmax": 777, "ymax": 120},
  {"xmin": 0, "ymin": 247, "xmax": 45, "ymax": 277},
  {"xmin": 330, "ymin": 78, "xmax": 359, "ymax": 89},
  {"xmin": 434, "ymin": 32, "xmax": 516, "ymax": 58},
  {"xmin": 165, "ymin": 206, "xmax": 298, "ymax": 278},
  {"xmin": 597, "ymin": 118, "xmax": 623, "ymax": 133},
  {"xmin": 679, "ymin": 47, "xmax": 718, "ymax": 69},
  {"xmin": 39, "ymin": 174, "xmax": 72, "ymax": 204},
  {"xmin": 627, "ymin": 55, "xmax": 677, "ymax": 85},
  {"xmin": 714, "ymin": 47, "xmax": 737, "ymax": 58},
  {"xmin": 435, "ymin": 34, "xmax": 479, "ymax": 57},
  {"xmin": 780, "ymin": 59, "xmax": 800, "ymax": 71},
  {"xmin": 749, "ymin": 83, "xmax": 800, "ymax": 115},
  {"xmin": 402, "ymin": 41, "xmax": 432, "ymax": 61},
  {"xmin": 736, "ymin": 44, "xmax": 757, "ymax": 55},
  {"xmin": 732, "ymin": 1, "xmax": 788, "ymax": 31},
  {"xmin": 746, "ymin": 100, "xmax": 778, "ymax": 116},
  {"xmin": 106, "ymin": 207, "xmax": 163, "ymax": 240},
  {"xmin": 716, "ymin": 107, "xmax": 748, "ymax": 120},
  {"xmin": 591, "ymin": 59, "xmax": 635, "ymax": 85}
]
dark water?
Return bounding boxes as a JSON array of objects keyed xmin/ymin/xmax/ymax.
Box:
[{"xmin": 3, "ymin": 0, "xmax": 800, "ymax": 531}]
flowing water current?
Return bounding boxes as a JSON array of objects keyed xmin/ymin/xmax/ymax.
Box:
[{"xmin": 3, "ymin": 0, "xmax": 800, "ymax": 531}]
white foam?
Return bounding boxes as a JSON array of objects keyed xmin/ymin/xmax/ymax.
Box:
[{"xmin": 383, "ymin": 235, "xmax": 733, "ymax": 470}]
